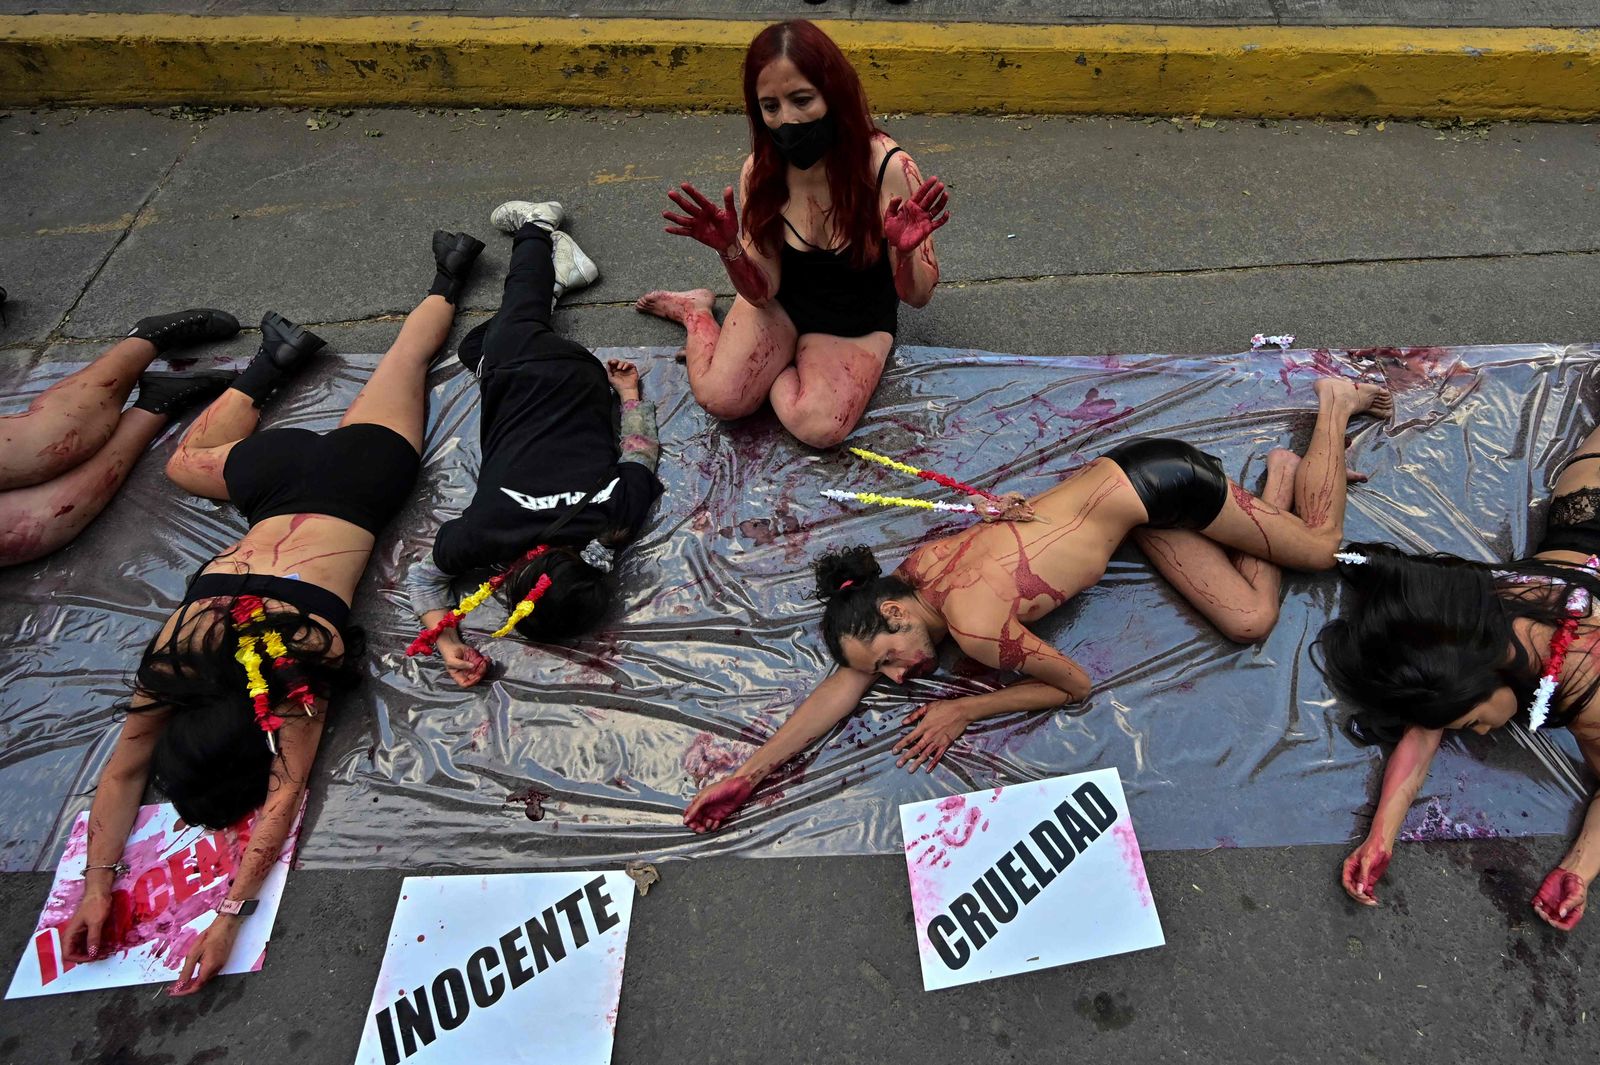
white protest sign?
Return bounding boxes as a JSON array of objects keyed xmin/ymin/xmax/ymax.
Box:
[
  {"xmin": 7, "ymin": 801, "xmax": 300, "ymax": 998},
  {"xmin": 355, "ymin": 872, "xmax": 635, "ymax": 1065},
  {"xmin": 900, "ymin": 769, "xmax": 1164, "ymax": 990}
]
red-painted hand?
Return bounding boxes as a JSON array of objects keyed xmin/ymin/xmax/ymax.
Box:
[
  {"xmin": 893, "ymin": 700, "xmax": 971, "ymax": 773},
  {"xmin": 1532, "ymin": 868, "xmax": 1587, "ymax": 930},
  {"xmin": 169, "ymin": 918, "xmax": 240, "ymax": 996},
  {"xmin": 884, "ymin": 176, "xmax": 950, "ymax": 254},
  {"xmin": 663, "ymin": 182, "xmax": 740, "ymax": 255},
  {"xmin": 440, "ymin": 636, "xmax": 489, "ymax": 689},
  {"xmin": 62, "ymin": 891, "xmax": 113, "ymax": 963},
  {"xmin": 1340, "ymin": 837, "xmax": 1392, "ymax": 905},
  {"xmin": 684, "ymin": 776, "xmax": 755, "ymax": 834}
]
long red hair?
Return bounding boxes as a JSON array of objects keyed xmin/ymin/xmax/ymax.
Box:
[{"xmin": 741, "ymin": 20, "xmax": 884, "ymax": 271}]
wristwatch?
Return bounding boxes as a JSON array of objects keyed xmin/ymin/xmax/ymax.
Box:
[{"xmin": 217, "ymin": 898, "xmax": 259, "ymax": 917}]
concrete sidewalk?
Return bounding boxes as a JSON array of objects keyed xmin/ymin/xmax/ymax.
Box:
[{"xmin": 0, "ymin": 105, "xmax": 1598, "ymax": 1064}]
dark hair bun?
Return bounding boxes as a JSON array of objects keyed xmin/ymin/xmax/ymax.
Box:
[{"xmin": 814, "ymin": 545, "xmax": 882, "ymax": 600}]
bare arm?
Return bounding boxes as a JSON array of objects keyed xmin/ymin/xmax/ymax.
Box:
[
  {"xmin": 1531, "ymin": 725, "xmax": 1600, "ymax": 929},
  {"xmin": 1368, "ymin": 725, "xmax": 1443, "ymax": 843},
  {"xmin": 947, "ymin": 607, "xmax": 1093, "ymax": 704},
  {"xmin": 64, "ymin": 701, "xmax": 168, "ymax": 962},
  {"xmin": 880, "ymin": 148, "xmax": 946, "ymax": 309},
  {"xmin": 683, "ymin": 668, "xmax": 876, "ymax": 832},
  {"xmin": 1341, "ymin": 725, "xmax": 1442, "ymax": 905},
  {"xmin": 172, "ymin": 714, "xmax": 322, "ymax": 995}
]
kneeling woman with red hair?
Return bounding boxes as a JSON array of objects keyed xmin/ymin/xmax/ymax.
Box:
[{"xmin": 637, "ymin": 18, "xmax": 949, "ymax": 449}]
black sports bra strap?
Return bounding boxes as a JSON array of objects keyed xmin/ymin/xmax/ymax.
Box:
[
  {"xmin": 781, "ymin": 215, "xmax": 825, "ymax": 251},
  {"xmin": 875, "ymin": 146, "xmax": 905, "ymax": 191},
  {"xmin": 1561, "ymin": 452, "xmax": 1600, "ymax": 469}
]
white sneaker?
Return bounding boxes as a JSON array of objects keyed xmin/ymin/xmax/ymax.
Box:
[
  {"xmin": 551, "ymin": 230, "xmax": 600, "ymax": 300},
  {"xmin": 490, "ymin": 199, "xmax": 564, "ymax": 234}
]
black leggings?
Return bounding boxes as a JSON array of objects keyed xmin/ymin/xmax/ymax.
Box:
[
  {"xmin": 1102, "ymin": 437, "xmax": 1229, "ymax": 530},
  {"xmin": 458, "ymin": 222, "xmax": 591, "ymax": 373}
]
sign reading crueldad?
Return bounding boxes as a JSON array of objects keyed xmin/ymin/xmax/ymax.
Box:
[
  {"xmin": 900, "ymin": 770, "xmax": 1164, "ymax": 991},
  {"xmin": 355, "ymin": 872, "xmax": 635, "ymax": 1065}
]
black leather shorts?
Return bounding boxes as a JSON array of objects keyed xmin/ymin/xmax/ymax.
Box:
[{"xmin": 1101, "ymin": 437, "xmax": 1228, "ymax": 530}]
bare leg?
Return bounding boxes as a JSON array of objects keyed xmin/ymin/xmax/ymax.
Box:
[
  {"xmin": 769, "ymin": 331, "xmax": 892, "ymax": 449},
  {"xmin": 338, "ymin": 293, "xmax": 455, "ymax": 450},
  {"xmin": 1198, "ymin": 378, "xmax": 1392, "ymax": 570},
  {"xmin": 0, "ymin": 338, "xmax": 159, "ymax": 491},
  {"xmin": 165, "ymin": 390, "xmax": 263, "ymax": 499},
  {"xmin": 1134, "ymin": 449, "xmax": 1297, "ymax": 643},
  {"xmin": 0, "ymin": 409, "xmax": 167, "ymax": 566},
  {"xmin": 635, "ymin": 289, "xmax": 797, "ymax": 420}
]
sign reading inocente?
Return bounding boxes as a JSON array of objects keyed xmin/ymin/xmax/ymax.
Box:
[
  {"xmin": 900, "ymin": 769, "xmax": 1164, "ymax": 990},
  {"xmin": 354, "ymin": 872, "xmax": 635, "ymax": 1065}
]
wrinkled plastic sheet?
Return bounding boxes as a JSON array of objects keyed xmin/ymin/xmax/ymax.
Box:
[{"xmin": 2, "ymin": 343, "xmax": 1596, "ymax": 873}]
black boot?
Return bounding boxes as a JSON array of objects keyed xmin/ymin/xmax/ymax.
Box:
[
  {"xmin": 233, "ymin": 311, "xmax": 326, "ymax": 407},
  {"xmin": 128, "ymin": 308, "xmax": 239, "ymax": 354},
  {"xmin": 428, "ymin": 230, "xmax": 486, "ymax": 305},
  {"xmin": 132, "ymin": 369, "xmax": 239, "ymax": 416}
]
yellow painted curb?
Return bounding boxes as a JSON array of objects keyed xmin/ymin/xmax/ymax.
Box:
[{"xmin": 0, "ymin": 15, "xmax": 1596, "ymax": 119}]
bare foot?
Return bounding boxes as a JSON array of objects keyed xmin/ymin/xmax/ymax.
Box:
[
  {"xmin": 1314, "ymin": 376, "xmax": 1394, "ymax": 419},
  {"xmin": 635, "ymin": 288, "xmax": 714, "ymax": 324}
]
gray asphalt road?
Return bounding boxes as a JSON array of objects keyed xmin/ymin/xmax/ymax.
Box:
[{"xmin": 0, "ymin": 107, "xmax": 1597, "ymax": 1064}]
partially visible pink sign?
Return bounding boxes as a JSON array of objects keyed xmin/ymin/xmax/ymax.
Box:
[{"xmin": 5, "ymin": 801, "xmax": 301, "ymax": 998}]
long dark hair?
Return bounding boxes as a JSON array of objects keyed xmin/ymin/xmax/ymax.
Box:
[
  {"xmin": 499, "ymin": 547, "xmax": 612, "ymax": 641},
  {"xmin": 1313, "ymin": 541, "xmax": 1600, "ymax": 743},
  {"xmin": 741, "ymin": 20, "xmax": 884, "ymax": 270},
  {"xmin": 814, "ymin": 544, "xmax": 915, "ymax": 666},
  {"xmin": 131, "ymin": 600, "xmax": 361, "ymax": 829}
]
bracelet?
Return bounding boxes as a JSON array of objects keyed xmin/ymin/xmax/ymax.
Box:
[
  {"xmin": 85, "ymin": 861, "xmax": 129, "ymax": 878},
  {"xmin": 721, "ymin": 242, "xmax": 744, "ymax": 263}
]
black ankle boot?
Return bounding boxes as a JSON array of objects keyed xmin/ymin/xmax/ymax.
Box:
[
  {"xmin": 428, "ymin": 230, "xmax": 486, "ymax": 305},
  {"xmin": 233, "ymin": 311, "xmax": 327, "ymax": 407},
  {"xmin": 133, "ymin": 369, "xmax": 239, "ymax": 416},
  {"xmin": 128, "ymin": 308, "xmax": 240, "ymax": 354}
]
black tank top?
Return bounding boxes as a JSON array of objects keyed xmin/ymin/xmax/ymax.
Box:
[{"xmin": 773, "ymin": 146, "xmax": 904, "ymax": 340}]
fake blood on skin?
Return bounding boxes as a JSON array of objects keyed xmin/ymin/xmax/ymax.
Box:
[{"xmin": 42, "ymin": 815, "xmax": 257, "ymax": 972}]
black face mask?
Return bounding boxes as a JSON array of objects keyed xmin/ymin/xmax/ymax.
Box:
[{"xmin": 770, "ymin": 114, "xmax": 837, "ymax": 171}]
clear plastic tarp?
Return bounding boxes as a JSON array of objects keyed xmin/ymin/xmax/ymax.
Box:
[{"xmin": 1, "ymin": 342, "xmax": 1594, "ymax": 872}]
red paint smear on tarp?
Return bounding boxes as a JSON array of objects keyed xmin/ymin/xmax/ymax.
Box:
[{"xmin": 682, "ymin": 731, "xmax": 754, "ymax": 785}]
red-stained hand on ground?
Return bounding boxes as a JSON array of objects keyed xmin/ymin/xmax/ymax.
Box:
[
  {"xmin": 62, "ymin": 891, "xmax": 112, "ymax": 962},
  {"xmin": 663, "ymin": 183, "xmax": 740, "ymax": 254},
  {"xmin": 893, "ymin": 700, "xmax": 971, "ymax": 773},
  {"xmin": 169, "ymin": 918, "xmax": 240, "ymax": 996},
  {"xmin": 1340, "ymin": 837, "xmax": 1392, "ymax": 905},
  {"xmin": 683, "ymin": 777, "xmax": 755, "ymax": 834},
  {"xmin": 1532, "ymin": 868, "xmax": 1587, "ymax": 930},
  {"xmin": 884, "ymin": 176, "xmax": 950, "ymax": 255},
  {"xmin": 440, "ymin": 637, "xmax": 489, "ymax": 688}
]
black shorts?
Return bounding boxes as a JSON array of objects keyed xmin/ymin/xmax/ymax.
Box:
[
  {"xmin": 1102, "ymin": 437, "xmax": 1228, "ymax": 530},
  {"xmin": 223, "ymin": 423, "xmax": 420, "ymax": 535}
]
